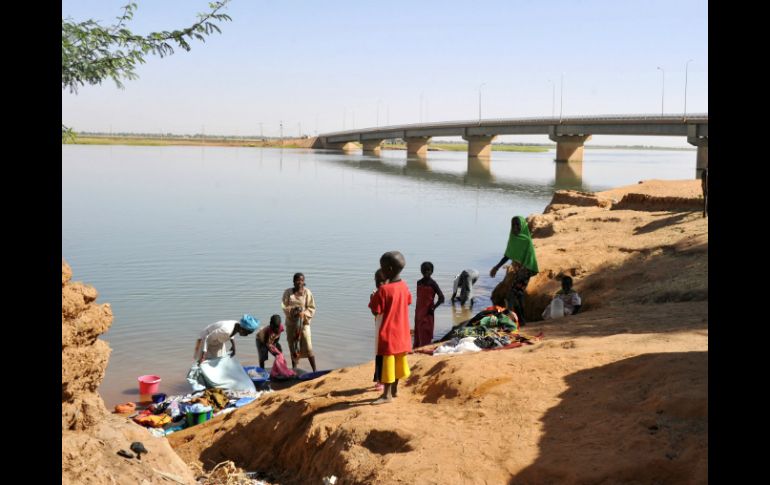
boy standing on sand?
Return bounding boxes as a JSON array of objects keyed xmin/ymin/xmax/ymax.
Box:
[
  {"xmin": 370, "ymin": 269, "xmax": 388, "ymax": 392},
  {"xmin": 369, "ymin": 251, "xmax": 412, "ymax": 404}
]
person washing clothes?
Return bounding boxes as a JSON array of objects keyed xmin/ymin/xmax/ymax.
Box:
[
  {"xmin": 193, "ymin": 314, "xmax": 260, "ymax": 365},
  {"xmin": 489, "ymin": 216, "xmax": 539, "ymax": 325},
  {"xmin": 451, "ymin": 269, "xmax": 479, "ymax": 308},
  {"xmin": 256, "ymin": 314, "xmax": 285, "ymax": 369},
  {"xmin": 282, "ymin": 272, "xmax": 318, "ymax": 372}
]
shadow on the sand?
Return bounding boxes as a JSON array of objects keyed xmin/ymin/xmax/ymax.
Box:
[{"xmin": 509, "ymin": 352, "xmax": 707, "ymax": 484}]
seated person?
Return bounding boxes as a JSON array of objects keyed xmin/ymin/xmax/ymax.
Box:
[
  {"xmin": 451, "ymin": 269, "xmax": 479, "ymax": 307},
  {"xmin": 542, "ymin": 276, "xmax": 582, "ymax": 320},
  {"xmin": 256, "ymin": 314, "xmax": 284, "ymax": 369}
]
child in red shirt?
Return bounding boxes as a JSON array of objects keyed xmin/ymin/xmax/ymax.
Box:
[{"xmin": 369, "ymin": 251, "xmax": 412, "ymax": 404}]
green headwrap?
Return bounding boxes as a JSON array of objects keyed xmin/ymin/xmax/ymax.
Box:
[{"xmin": 504, "ymin": 216, "xmax": 539, "ymax": 274}]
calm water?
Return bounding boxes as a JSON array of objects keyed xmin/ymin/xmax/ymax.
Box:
[{"xmin": 62, "ymin": 145, "xmax": 695, "ymax": 406}]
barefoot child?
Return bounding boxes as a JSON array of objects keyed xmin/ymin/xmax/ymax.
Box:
[
  {"xmin": 369, "ymin": 251, "xmax": 413, "ymax": 404},
  {"xmin": 414, "ymin": 262, "xmax": 444, "ymax": 348}
]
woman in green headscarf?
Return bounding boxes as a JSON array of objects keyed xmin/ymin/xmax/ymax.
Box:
[{"xmin": 489, "ymin": 216, "xmax": 539, "ymax": 324}]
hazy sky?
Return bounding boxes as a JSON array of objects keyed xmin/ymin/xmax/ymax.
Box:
[{"xmin": 62, "ymin": 0, "xmax": 708, "ymax": 146}]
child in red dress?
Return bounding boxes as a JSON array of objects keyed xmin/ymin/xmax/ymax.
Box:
[
  {"xmin": 414, "ymin": 261, "xmax": 444, "ymax": 348},
  {"xmin": 369, "ymin": 251, "xmax": 413, "ymax": 404}
]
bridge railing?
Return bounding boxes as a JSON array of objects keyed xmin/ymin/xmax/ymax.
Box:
[{"xmin": 319, "ymin": 113, "xmax": 708, "ymax": 138}]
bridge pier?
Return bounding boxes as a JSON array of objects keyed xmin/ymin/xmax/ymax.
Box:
[
  {"xmin": 549, "ymin": 129, "xmax": 592, "ymax": 162},
  {"xmin": 325, "ymin": 141, "xmax": 359, "ymax": 152},
  {"xmin": 362, "ymin": 139, "xmax": 384, "ymax": 155},
  {"xmin": 697, "ymin": 145, "xmax": 707, "ymax": 170},
  {"xmin": 687, "ymin": 126, "xmax": 708, "ymax": 178},
  {"xmin": 406, "ymin": 137, "xmax": 431, "ymax": 156},
  {"xmin": 462, "ymin": 135, "xmax": 497, "ymax": 158}
]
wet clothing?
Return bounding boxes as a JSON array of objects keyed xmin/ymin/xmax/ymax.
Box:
[
  {"xmin": 414, "ymin": 278, "xmax": 443, "ymax": 348},
  {"xmin": 282, "ymin": 287, "xmax": 316, "ymax": 359},
  {"xmin": 198, "ymin": 320, "xmax": 237, "ymax": 360},
  {"xmin": 369, "ymin": 280, "xmax": 413, "ymax": 356}
]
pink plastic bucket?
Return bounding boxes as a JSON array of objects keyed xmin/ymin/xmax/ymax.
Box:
[{"xmin": 138, "ymin": 375, "xmax": 161, "ymax": 395}]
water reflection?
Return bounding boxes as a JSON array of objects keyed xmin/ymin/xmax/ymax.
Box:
[
  {"xmin": 404, "ymin": 156, "xmax": 430, "ymax": 173},
  {"xmin": 553, "ymin": 160, "xmax": 584, "ymax": 190},
  {"xmin": 465, "ymin": 156, "xmax": 495, "ymax": 184},
  {"xmin": 325, "ymin": 156, "xmax": 555, "ymax": 198}
]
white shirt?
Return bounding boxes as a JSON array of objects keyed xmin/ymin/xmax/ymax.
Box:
[{"xmin": 199, "ymin": 320, "xmax": 237, "ymax": 356}]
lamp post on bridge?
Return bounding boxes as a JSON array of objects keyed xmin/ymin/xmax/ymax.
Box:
[
  {"xmin": 684, "ymin": 59, "xmax": 694, "ymax": 118},
  {"xmin": 419, "ymin": 92, "xmax": 424, "ymax": 123},
  {"xmin": 478, "ymin": 83, "xmax": 486, "ymax": 123},
  {"xmin": 559, "ymin": 74, "xmax": 564, "ymax": 122},
  {"xmin": 376, "ymin": 99, "xmax": 382, "ymax": 127},
  {"xmin": 548, "ymin": 79, "xmax": 555, "ymax": 118},
  {"xmin": 656, "ymin": 66, "xmax": 665, "ymax": 115}
]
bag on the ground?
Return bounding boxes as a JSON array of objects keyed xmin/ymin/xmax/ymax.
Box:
[
  {"xmin": 187, "ymin": 355, "xmax": 255, "ymax": 392},
  {"xmin": 270, "ymin": 347, "xmax": 297, "ymax": 380}
]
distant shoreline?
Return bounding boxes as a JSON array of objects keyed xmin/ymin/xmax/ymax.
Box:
[{"xmin": 64, "ymin": 134, "xmax": 695, "ymax": 151}]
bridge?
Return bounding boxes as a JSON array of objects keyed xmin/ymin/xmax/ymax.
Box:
[{"xmin": 317, "ymin": 114, "xmax": 709, "ymax": 176}]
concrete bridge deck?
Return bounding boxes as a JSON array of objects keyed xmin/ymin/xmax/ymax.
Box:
[{"xmin": 317, "ymin": 114, "xmax": 708, "ymax": 174}]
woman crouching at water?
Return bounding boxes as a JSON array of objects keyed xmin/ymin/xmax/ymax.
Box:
[
  {"xmin": 489, "ymin": 215, "xmax": 539, "ymax": 324},
  {"xmin": 282, "ymin": 272, "xmax": 317, "ymax": 372}
]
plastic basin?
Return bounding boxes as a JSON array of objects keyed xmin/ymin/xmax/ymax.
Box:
[{"xmin": 243, "ymin": 366, "xmax": 270, "ymax": 384}]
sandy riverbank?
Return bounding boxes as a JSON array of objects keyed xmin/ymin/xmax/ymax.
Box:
[{"xmin": 63, "ymin": 179, "xmax": 707, "ymax": 484}]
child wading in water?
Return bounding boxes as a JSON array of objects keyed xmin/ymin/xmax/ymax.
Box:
[
  {"xmin": 414, "ymin": 262, "xmax": 444, "ymax": 348},
  {"xmin": 370, "ymin": 269, "xmax": 388, "ymax": 392},
  {"xmin": 369, "ymin": 251, "xmax": 413, "ymax": 404}
]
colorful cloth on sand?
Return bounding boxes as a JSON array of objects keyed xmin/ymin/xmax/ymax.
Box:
[
  {"xmin": 417, "ymin": 330, "xmax": 542, "ymax": 355},
  {"xmin": 133, "ymin": 413, "xmax": 172, "ymax": 428},
  {"xmin": 114, "ymin": 402, "xmax": 136, "ymax": 414},
  {"xmin": 200, "ymin": 388, "xmax": 229, "ymax": 411}
]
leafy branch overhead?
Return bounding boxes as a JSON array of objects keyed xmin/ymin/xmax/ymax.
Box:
[{"xmin": 62, "ymin": 1, "xmax": 232, "ymax": 93}]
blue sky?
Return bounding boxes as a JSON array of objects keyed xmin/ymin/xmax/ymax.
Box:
[{"xmin": 62, "ymin": 0, "xmax": 708, "ymax": 146}]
